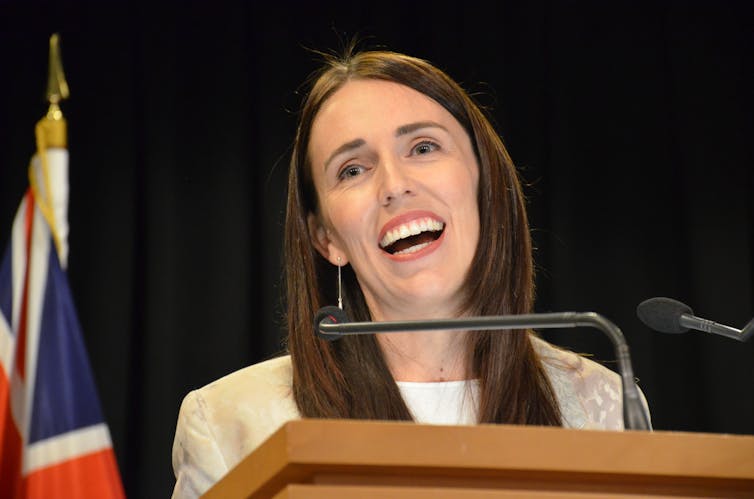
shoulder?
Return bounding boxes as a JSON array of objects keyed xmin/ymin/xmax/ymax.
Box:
[
  {"xmin": 530, "ymin": 335, "xmax": 627, "ymax": 430},
  {"xmin": 198, "ymin": 354, "xmax": 295, "ymax": 409},
  {"xmin": 172, "ymin": 355, "xmax": 299, "ymax": 498}
]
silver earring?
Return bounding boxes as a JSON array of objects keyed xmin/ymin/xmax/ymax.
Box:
[{"xmin": 337, "ymin": 257, "xmax": 343, "ymax": 310}]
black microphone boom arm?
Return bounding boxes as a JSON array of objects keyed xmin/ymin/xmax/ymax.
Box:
[
  {"xmin": 317, "ymin": 311, "xmax": 651, "ymax": 431},
  {"xmin": 637, "ymin": 296, "xmax": 753, "ymax": 342},
  {"xmin": 678, "ymin": 315, "xmax": 754, "ymax": 342}
]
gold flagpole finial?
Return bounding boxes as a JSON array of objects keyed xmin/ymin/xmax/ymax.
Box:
[
  {"xmin": 38, "ymin": 33, "xmax": 69, "ymax": 149},
  {"xmin": 31, "ymin": 33, "xmax": 70, "ymax": 260},
  {"xmin": 45, "ymin": 33, "xmax": 70, "ymax": 120}
]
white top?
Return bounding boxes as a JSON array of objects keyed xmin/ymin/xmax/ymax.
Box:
[
  {"xmin": 397, "ymin": 379, "xmax": 479, "ymax": 425},
  {"xmin": 171, "ymin": 336, "xmax": 650, "ymax": 498}
]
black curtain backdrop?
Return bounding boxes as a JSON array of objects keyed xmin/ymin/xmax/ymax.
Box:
[{"xmin": 1, "ymin": 1, "xmax": 752, "ymax": 496}]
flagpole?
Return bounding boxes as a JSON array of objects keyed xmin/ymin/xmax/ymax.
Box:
[
  {"xmin": 30, "ymin": 33, "xmax": 70, "ymax": 266},
  {"xmin": 43, "ymin": 32, "xmax": 70, "ymax": 139}
]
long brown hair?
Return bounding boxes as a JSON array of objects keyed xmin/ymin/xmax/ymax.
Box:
[{"xmin": 284, "ymin": 49, "xmax": 561, "ymax": 425}]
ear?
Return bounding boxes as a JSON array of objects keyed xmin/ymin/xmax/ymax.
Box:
[{"xmin": 307, "ymin": 213, "xmax": 349, "ymax": 266}]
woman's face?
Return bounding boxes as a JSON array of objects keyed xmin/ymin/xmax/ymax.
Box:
[{"xmin": 307, "ymin": 79, "xmax": 480, "ymax": 320}]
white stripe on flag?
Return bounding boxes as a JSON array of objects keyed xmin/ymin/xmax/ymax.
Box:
[
  {"xmin": 0, "ymin": 311, "xmax": 12, "ymax": 375},
  {"xmin": 30, "ymin": 148, "xmax": 69, "ymax": 268},
  {"xmin": 24, "ymin": 423, "xmax": 114, "ymax": 474},
  {"xmin": 19, "ymin": 207, "xmax": 51, "ymax": 443},
  {"xmin": 10, "ymin": 195, "xmax": 29, "ymax": 337},
  {"xmin": 9, "ymin": 367, "xmax": 25, "ymax": 436}
]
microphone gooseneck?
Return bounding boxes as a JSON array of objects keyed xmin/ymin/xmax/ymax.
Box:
[
  {"xmin": 313, "ymin": 307, "xmax": 651, "ymax": 431},
  {"xmin": 637, "ymin": 296, "xmax": 753, "ymax": 342}
]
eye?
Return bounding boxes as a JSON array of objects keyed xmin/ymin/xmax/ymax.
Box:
[
  {"xmin": 337, "ymin": 164, "xmax": 366, "ymax": 181},
  {"xmin": 411, "ymin": 140, "xmax": 440, "ymax": 156}
]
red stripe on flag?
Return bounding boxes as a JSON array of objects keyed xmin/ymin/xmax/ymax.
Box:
[
  {"xmin": 24, "ymin": 448, "xmax": 126, "ymax": 499},
  {"xmin": 0, "ymin": 366, "xmax": 24, "ymax": 499},
  {"xmin": 0, "ymin": 356, "xmax": 10, "ymax": 435},
  {"xmin": 15, "ymin": 189, "xmax": 35, "ymax": 381}
]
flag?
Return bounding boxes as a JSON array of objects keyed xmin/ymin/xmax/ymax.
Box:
[{"xmin": 0, "ymin": 34, "xmax": 125, "ymax": 498}]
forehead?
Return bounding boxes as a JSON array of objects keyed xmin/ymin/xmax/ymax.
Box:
[
  {"xmin": 318, "ymin": 79, "xmax": 446, "ymax": 121},
  {"xmin": 308, "ymin": 79, "xmax": 465, "ymax": 158}
]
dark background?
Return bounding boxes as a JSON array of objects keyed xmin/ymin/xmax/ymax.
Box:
[{"xmin": 1, "ymin": 1, "xmax": 752, "ymax": 496}]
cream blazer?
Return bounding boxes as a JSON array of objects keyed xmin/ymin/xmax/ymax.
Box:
[{"xmin": 171, "ymin": 336, "xmax": 650, "ymax": 498}]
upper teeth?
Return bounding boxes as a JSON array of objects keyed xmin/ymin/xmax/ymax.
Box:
[{"xmin": 379, "ymin": 217, "xmax": 444, "ymax": 248}]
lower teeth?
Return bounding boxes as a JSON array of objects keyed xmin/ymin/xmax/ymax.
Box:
[{"xmin": 394, "ymin": 242, "xmax": 431, "ymax": 255}]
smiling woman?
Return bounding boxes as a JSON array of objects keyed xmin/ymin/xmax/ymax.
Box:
[
  {"xmin": 170, "ymin": 49, "xmax": 650, "ymax": 498},
  {"xmin": 307, "ymin": 79, "xmax": 481, "ymax": 324}
]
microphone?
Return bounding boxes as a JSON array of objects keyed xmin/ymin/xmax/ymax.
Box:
[
  {"xmin": 637, "ymin": 297, "xmax": 753, "ymax": 342},
  {"xmin": 314, "ymin": 306, "xmax": 350, "ymax": 341},
  {"xmin": 314, "ymin": 307, "xmax": 651, "ymax": 431}
]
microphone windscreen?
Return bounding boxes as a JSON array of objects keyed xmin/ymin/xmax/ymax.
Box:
[
  {"xmin": 314, "ymin": 305, "xmax": 350, "ymax": 341},
  {"xmin": 636, "ymin": 297, "xmax": 693, "ymax": 334}
]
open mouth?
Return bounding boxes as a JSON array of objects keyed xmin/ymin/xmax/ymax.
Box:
[{"xmin": 379, "ymin": 217, "xmax": 445, "ymax": 255}]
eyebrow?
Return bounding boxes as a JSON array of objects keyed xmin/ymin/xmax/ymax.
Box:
[
  {"xmin": 324, "ymin": 138, "xmax": 366, "ymax": 172},
  {"xmin": 395, "ymin": 121, "xmax": 448, "ymax": 137},
  {"xmin": 323, "ymin": 121, "xmax": 449, "ymax": 172}
]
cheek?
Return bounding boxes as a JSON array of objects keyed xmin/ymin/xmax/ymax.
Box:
[
  {"xmin": 454, "ymin": 167, "xmax": 481, "ymax": 245},
  {"xmin": 321, "ymin": 191, "xmax": 372, "ymax": 246},
  {"xmin": 466, "ymin": 164, "xmax": 481, "ymax": 219},
  {"xmin": 448, "ymin": 166, "xmax": 480, "ymax": 210}
]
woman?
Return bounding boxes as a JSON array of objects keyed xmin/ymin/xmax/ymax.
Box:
[{"xmin": 171, "ymin": 49, "xmax": 646, "ymax": 497}]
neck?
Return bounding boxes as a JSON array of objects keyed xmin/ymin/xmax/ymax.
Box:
[
  {"xmin": 361, "ymin": 292, "xmax": 471, "ymax": 382},
  {"xmin": 376, "ymin": 330, "xmax": 469, "ymax": 382}
]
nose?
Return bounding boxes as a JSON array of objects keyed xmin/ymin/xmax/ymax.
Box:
[{"xmin": 379, "ymin": 159, "xmax": 415, "ymax": 207}]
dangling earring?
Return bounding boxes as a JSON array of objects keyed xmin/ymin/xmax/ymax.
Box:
[{"xmin": 336, "ymin": 257, "xmax": 343, "ymax": 310}]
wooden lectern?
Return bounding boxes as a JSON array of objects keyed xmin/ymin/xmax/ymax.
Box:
[{"xmin": 203, "ymin": 419, "xmax": 754, "ymax": 498}]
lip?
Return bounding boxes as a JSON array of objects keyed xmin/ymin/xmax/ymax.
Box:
[
  {"xmin": 377, "ymin": 210, "xmax": 445, "ymax": 243},
  {"xmin": 378, "ymin": 210, "xmax": 446, "ymax": 262},
  {"xmin": 384, "ymin": 228, "xmax": 446, "ymax": 261}
]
